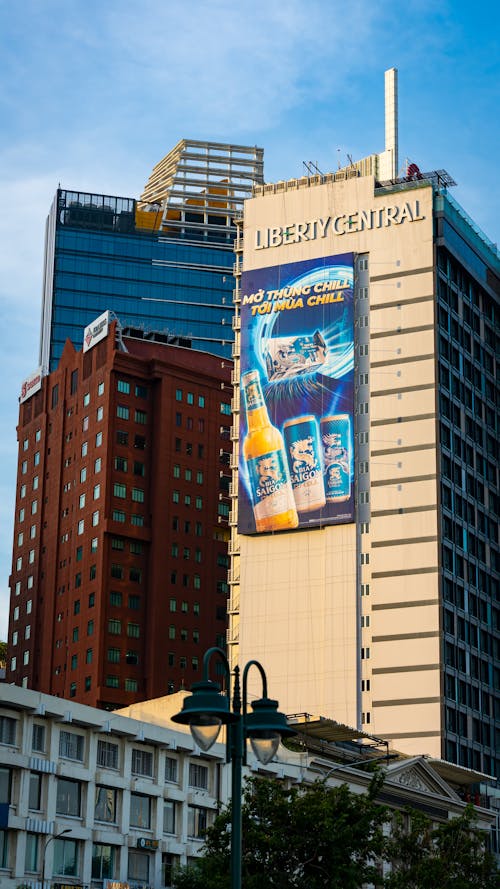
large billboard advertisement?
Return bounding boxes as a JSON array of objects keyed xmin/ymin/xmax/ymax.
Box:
[{"xmin": 238, "ymin": 253, "xmax": 354, "ymax": 535}]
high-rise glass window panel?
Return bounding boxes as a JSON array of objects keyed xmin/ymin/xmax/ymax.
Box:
[
  {"xmin": 95, "ymin": 786, "xmax": 117, "ymax": 823},
  {"xmin": 97, "ymin": 740, "xmax": 119, "ymax": 770},
  {"xmin": 92, "ymin": 843, "xmax": 115, "ymax": 880},
  {"xmin": 117, "ymin": 380, "xmax": 130, "ymax": 394},
  {"xmin": 56, "ymin": 778, "xmax": 81, "ymax": 816},
  {"xmin": 117, "ymin": 405, "xmax": 129, "ymax": 420},
  {"xmin": 53, "ymin": 838, "xmax": 78, "ymax": 877},
  {"xmin": 130, "ymin": 793, "xmax": 151, "ymax": 828},
  {"xmin": 59, "ymin": 731, "xmax": 84, "ymax": 761}
]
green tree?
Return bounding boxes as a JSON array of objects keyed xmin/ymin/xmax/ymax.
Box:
[
  {"xmin": 0, "ymin": 640, "xmax": 7, "ymax": 666},
  {"xmin": 173, "ymin": 774, "xmax": 389, "ymax": 889},
  {"xmin": 384, "ymin": 804, "xmax": 500, "ymax": 889}
]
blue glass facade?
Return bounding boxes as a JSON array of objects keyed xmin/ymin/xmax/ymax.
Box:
[
  {"xmin": 435, "ymin": 193, "xmax": 499, "ymax": 777},
  {"xmin": 40, "ymin": 190, "xmax": 236, "ymax": 371}
]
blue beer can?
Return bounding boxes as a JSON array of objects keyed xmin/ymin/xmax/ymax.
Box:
[
  {"xmin": 283, "ymin": 415, "xmax": 326, "ymax": 512},
  {"xmin": 320, "ymin": 414, "xmax": 351, "ymax": 502}
]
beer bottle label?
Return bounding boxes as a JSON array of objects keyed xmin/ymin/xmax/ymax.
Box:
[
  {"xmin": 243, "ymin": 378, "xmax": 265, "ymax": 411},
  {"xmin": 247, "ymin": 449, "xmax": 293, "ymax": 519}
]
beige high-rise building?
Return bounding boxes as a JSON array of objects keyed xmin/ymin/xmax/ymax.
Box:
[{"xmin": 228, "ymin": 71, "xmax": 499, "ymax": 778}]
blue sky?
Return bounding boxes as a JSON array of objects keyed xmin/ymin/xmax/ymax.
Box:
[{"xmin": 0, "ymin": 0, "xmax": 499, "ymax": 639}]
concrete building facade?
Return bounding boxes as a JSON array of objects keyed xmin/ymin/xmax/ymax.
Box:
[{"xmin": 229, "ymin": 168, "xmax": 499, "ymax": 777}]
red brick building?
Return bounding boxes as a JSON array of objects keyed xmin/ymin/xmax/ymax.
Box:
[{"xmin": 7, "ymin": 321, "xmax": 232, "ymax": 708}]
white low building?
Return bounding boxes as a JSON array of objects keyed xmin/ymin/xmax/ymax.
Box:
[{"xmin": 0, "ymin": 685, "xmax": 496, "ymax": 889}]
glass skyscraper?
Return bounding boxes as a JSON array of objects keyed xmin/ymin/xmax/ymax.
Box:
[{"xmin": 39, "ymin": 140, "xmax": 264, "ymax": 371}]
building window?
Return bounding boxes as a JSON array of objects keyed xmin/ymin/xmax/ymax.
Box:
[
  {"xmin": 59, "ymin": 730, "xmax": 84, "ymax": 761},
  {"xmin": 135, "ymin": 384, "xmax": 148, "ymax": 398},
  {"xmin": 92, "ymin": 511, "xmax": 99, "ymax": 526},
  {"xmin": 117, "ymin": 379, "xmax": 130, "ymax": 394},
  {"xmin": 116, "ymin": 430, "xmax": 128, "ymax": 445},
  {"xmin": 25, "ymin": 832, "xmax": 39, "ymax": 872},
  {"xmin": 165, "ymin": 756, "xmax": 178, "ymax": 783},
  {"xmin": 28, "ymin": 772, "xmax": 41, "ymax": 810},
  {"xmin": 127, "ymin": 622, "xmax": 140, "ymax": 638},
  {"xmin": 130, "ymin": 793, "xmax": 151, "ymax": 828},
  {"xmin": 111, "ymin": 564, "xmax": 123, "ymax": 579},
  {"xmin": 189, "ymin": 762, "xmax": 208, "ymax": 789},
  {"xmin": 132, "ymin": 748, "xmax": 153, "ymax": 777},
  {"xmin": 115, "ymin": 456, "xmax": 128, "ymax": 472},
  {"xmin": 106, "ymin": 675, "xmax": 119, "ymax": 688},
  {"xmin": 175, "ymin": 389, "xmax": 182, "ymax": 401},
  {"xmin": 91, "ymin": 843, "xmax": 115, "ymax": 880},
  {"xmin": 132, "ymin": 488, "xmax": 144, "ymax": 503},
  {"xmin": 135, "ymin": 410, "xmax": 147, "ymax": 424},
  {"xmin": 108, "ymin": 619, "xmax": 121, "ymax": 635},
  {"xmin": 131, "ymin": 514, "xmax": 144, "ymax": 526},
  {"xmin": 53, "ymin": 837, "xmax": 78, "ymax": 877},
  {"xmin": 96, "ymin": 431, "xmax": 103, "ymax": 447},
  {"xmin": 125, "ymin": 678, "xmax": 138, "ymax": 692},
  {"xmin": 117, "ymin": 405, "xmax": 129, "ymax": 420},
  {"xmin": 97, "ymin": 739, "xmax": 119, "ymax": 770},
  {"xmin": 113, "ymin": 509, "xmax": 126, "ymax": 523},
  {"xmin": 95, "ymin": 786, "xmax": 117, "ymax": 823},
  {"xmin": 87, "ymin": 619, "xmax": 94, "ymax": 635},
  {"xmin": 128, "ymin": 851, "xmax": 149, "ymax": 883},
  {"xmin": 56, "ymin": 777, "xmax": 81, "ymax": 816},
  {"xmin": 128, "ymin": 594, "xmax": 141, "ymax": 609},
  {"xmin": 163, "ymin": 800, "xmax": 176, "ymax": 834},
  {"xmin": 98, "ymin": 381, "xmax": 105, "ymax": 396},
  {"xmin": 32, "ymin": 723, "xmax": 45, "ymax": 753},
  {"xmin": 108, "ymin": 648, "xmax": 120, "ymax": 663},
  {"xmin": 187, "ymin": 805, "xmax": 209, "ymax": 838}
]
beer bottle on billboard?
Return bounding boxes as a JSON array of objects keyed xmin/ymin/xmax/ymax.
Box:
[{"xmin": 241, "ymin": 370, "xmax": 298, "ymax": 533}]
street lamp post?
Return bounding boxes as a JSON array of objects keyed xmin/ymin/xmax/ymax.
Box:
[
  {"xmin": 41, "ymin": 828, "xmax": 71, "ymax": 889},
  {"xmin": 172, "ymin": 647, "xmax": 295, "ymax": 889}
]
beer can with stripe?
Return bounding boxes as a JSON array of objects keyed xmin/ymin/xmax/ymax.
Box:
[
  {"xmin": 320, "ymin": 414, "xmax": 351, "ymax": 502},
  {"xmin": 283, "ymin": 415, "xmax": 326, "ymax": 512}
]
